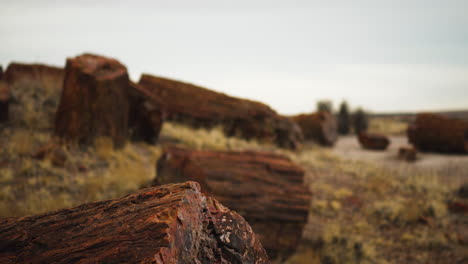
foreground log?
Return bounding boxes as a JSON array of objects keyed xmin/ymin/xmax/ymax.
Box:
[
  {"xmin": 55, "ymin": 54, "xmax": 130, "ymax": 148},
  {"xmin": 155, "ymin": 147, "xmax": 311, "ymax": 260},
  {"xmin": 138, "ymin": 74, "xmax": 303, "ymax": 149},
  {"xmin": 128, "ymin": 82, "xmax": 164, "ymax": 143},
  {"xmin": 0, "ymin": 181, "xmax": 269, "ymax": 264},
  {"xmin": 291, "ymin": 111, "xmax": 338, "ymax": 146},
  {"xmin": 408, "ymin": 113, "xmax": 468, "ymax": 154},
  {"xmin": 3, "ymin": 63, "xmax": 64, "ymax": 129},
  {"xmin": 358, "ymin": 132, "xmax": 390, "ymax": 150}
]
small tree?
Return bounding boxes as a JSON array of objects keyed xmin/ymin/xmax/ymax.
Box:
[
  {"xmin": 353, "ymin": 108, "xmax": 368, "ymax": 134},
  {"xmin": 316, "ymin": 100, "xmax": 332, "ymax": 113},
  {"xmin": 338, "ymin": 101, "xmax": 350, "ymax": 135}
]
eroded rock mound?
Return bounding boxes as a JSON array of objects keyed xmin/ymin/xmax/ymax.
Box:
[
  {"xmin": 3, "ymin": 63, "xmax": 64, "ymax": 129},
  {"xmin": 55, "ymin": 54, "xmax": 130, "ymax": 148},
  {"xmin": 358, "ymin": 132, "xmax": 390, "ymax": 150},
  {"xmin": 154, "ymin": 147, "xmax": 311, "ymax": 260},
  {"xmin": 138, "ymin": 74, "xmax": 303, "ymax": 149},
  {"xmin": 0, "ymin": 181, "xmax": 269, "ymax": 264},
  {"xmin": 408, "ymin": 113, "xmax": 468, "ymax": 154},
  {"xmin": 291, "ymin": 111, "xmax": 338, "ymax": 146}
]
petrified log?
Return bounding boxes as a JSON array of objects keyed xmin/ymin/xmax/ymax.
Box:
[
  {"xmin": 0, "ymin": 181, "xmax": 269, "ymax": 264},
  {"xmin": 408, "ymin": 113, "xmax": 468, "ymax": 154},
  {"xmin": 0, "ymin": 80, "xmax": 8, "ymax": 122},
  {"xmin": 55, "ymin": 54, "xmax": 130, "ymax": 148},
  {"xmin": 138, "ymin": 74, "xmax": 303, "ymax": 149},
  {"xmin": 127, "ymin": 82, "xmax": 164, "ymax": 143},
  {"xmin": 154, "ymin": 147, "xmax": 311, "ymax": 260},
  {"xmin": 291, "ymin": 111, "xmax": 338, "ymax": 146},
  {"xmin": 357, "ymin": 132, "xmax": 390, "ymax": 150},
  {"xmin": 0, "ymin": 65, "xmax": 3, "ymax": 79},
  {"xmin": 3, "ymin": 63, "xmax": 64, "ymax": 129},
  {"xmin": 398, "ymin": 146, "xmax": 417, "ymax": 161}
]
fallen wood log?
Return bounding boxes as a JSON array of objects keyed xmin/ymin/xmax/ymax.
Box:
[
  {"xmin": 55, "ymin": 54, "xmax": 130, "ymax": 148},
  {"xmin": 291, "ymin": 111, "xmax": 338, "ymax": 146},
  {"xmin": 357, "ymin": 132, "xmax": 390, "ymax": 150},
  {"xmin": 154, "ymin": 147, "xmax": 311, "ymax": 260},
  {"xmin": 138, "ymin": 74, "xmax": 303, "ymax": 149},
  {"xmin": 3, "ymin": 63, "xmax": 64, "ymax": 129},
  {"xmin": 408, "ymin": 113, "xmax": 468, "ymax": 154},
  {"xmin": 0, "ymin": 181, "xmax": 269, "ymax": 264}
]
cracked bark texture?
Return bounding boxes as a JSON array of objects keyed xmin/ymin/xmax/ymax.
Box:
[{"xmin": 0, "ymin": 181, "xmax": 269, "ymax": 264}]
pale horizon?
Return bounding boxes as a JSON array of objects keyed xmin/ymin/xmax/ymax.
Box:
[{"xmin": 1, "ymin": 0, "xmax": 467, "ymax": 115}]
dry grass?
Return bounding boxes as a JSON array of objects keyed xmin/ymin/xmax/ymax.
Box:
[{"xmin": 368, "ymin": 117, "xmax": 408, "ymax": 135}]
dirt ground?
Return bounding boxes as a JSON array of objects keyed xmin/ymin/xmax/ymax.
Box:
[{"xmin": 332, "ymin": 135, "xmax": 468, "ymax": 188}]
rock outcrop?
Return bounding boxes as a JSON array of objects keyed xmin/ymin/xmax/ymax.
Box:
[
  {"xmin": 154, "ymin": 147, "xmax": 311, "ymax": 260},
  {"xmin": 408, "ymin": 113, "xmax": 468, "ymax": 154},
  {"xmin": 3, "ymin": 63, "xmax": 64, "ymax": 129},
  {"xmin": 291, "ymin": 111, "xmax": 338, "ymax": 146},
  {"xmin": 138, "ymin": 74, "xmax": 303, "ymax": 149},
  {"xmin": 358, "ymin": 132, "xmax": 390, "ymax": 150},
  {"xmin": 55, "ymin": 54, "xmax": 130, "ymax": 148},
  {"xmin": 0, "ymin": 181, "xmax": 269, "ymax": 264}
]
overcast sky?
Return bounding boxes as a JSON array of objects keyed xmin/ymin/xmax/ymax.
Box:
[{"xmin": 1, "ymin": 0, "xmax": 467, "ymax": 114}]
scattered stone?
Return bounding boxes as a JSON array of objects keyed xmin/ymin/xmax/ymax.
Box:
[
  {"xmin": 398, "ymin": 146, "xmax": 417, "ymax": 161},
  {"xmin": 408, "ymin": 113, "xmax": 468, "ymax": 154},
  {"xmin": 32, "ymin": 140, "xmax": 67, "ymax": 167},
  {"xmin": 138, "ymin": 74, "xmax": 303, "ymax": 149},
  {"xmin": 447, "ymin": 201, "xmax": 468, "ymax": 214},
  {"xmin": 0, "ymin": 182, "xmax": 270, "ymax": 264},
  {"xmin": 55, "ymin": 54, "xmax": 130, "ymax": 149},
  {"xmin": 458, "ymin": 183, "xmax": 468, "ymax": 199},
  {"xmin": 291, "ymin": 111, "xmax": 338, "ymax": 146},
  {"xmin": 357, "ymin": 132, "xmax": 390, "ymax": 150},
  {"xmin": 154, "ymin": 147, "xmax": 311, "ymax": 260}
]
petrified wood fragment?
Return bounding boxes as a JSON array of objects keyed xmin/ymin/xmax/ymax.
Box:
[
  {"xmin": 291, "ymin": 111, "xmax": 338, "ymax": 146},
  {"xmin": 0, "ymin": 181, "xmax": 269, "ymax": 264},
  {"xmin": 155, "ymin": 147, "xmax": 311, "ymax": 260},
  {"xmin": 128, "ymin": 82, "xmax": 164, "ymax": 143},
  {"xmin": 55, "ymin": 54, "xmax": 129, "ymax": 148},
  {"xmin": 0, "ymin": 80, "xmax": 8, "ymax": 122},
  {"xmin": 3, "ymin": 63, "xmax": 64, "ymax": 129},
  {"xmin": 357, "ymin": 132, "xmax": 390, "ymax": 150},
  {"xmin": 408, "ymin": 113, "xmax": 468, "ymax": 154},
  {"xmin": 398, "ymin": 146, "xmax": 417, "ymax": 161},
  {"xmin": 138, "ymin": 74, "xmax": 303, "ymax": 149}
]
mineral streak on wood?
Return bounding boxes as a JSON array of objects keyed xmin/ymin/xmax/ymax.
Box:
[
  {"xmin": 291, "ymin": 111, "xmax": 338, "ymax": 146},
  {"xmin": 357, "ymin": 132, "xmax": 390, "ymax": 150},
  {"xmin": 55, "ymin": 54, "xmax": 130, "ymax": 148},
  {"xmin": 0, "ymin": 182, "xmax": 270, "ymax": 264},
  {"xmin": 128, "ymin": 82, "xmax": 164, "ymax": 143},
  {"xmin": 138, "ymin": 74, "xmax": 303, "ymax": 149},
  {"xmin": 155, "ymin": 147, "xmax": 311, "ymax": 260},
  {"xmin": 408, "ymin": 113, "xmax": 468, "ymax": 154},
  {"xmin": 0, "ymin": 80, "xmax": 8, "ymax": 122}
]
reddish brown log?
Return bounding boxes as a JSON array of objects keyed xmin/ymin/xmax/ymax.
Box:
[
  {"xmin": 0, "ymin": 80, "xmax": 8, "ymax": 123},
  {"xmin": 357, "ymin": 132, "xmax": 390, "ymax": 150},
  {"xmin": 398, "ymin": 146, "xmax": 417, "ymax": 161},
  {"xmin": 291, "ymin": 111, "xmax": 338, "ymax": 146},
  {"xmin": 138, "ymin": 74, "xmax": 303, "ymax": 149},
  {"xmin": 154, "ymin": 147, "xmax": 311, "ymax": 260},
  {"xmin": 128, "ymin": 82, "xmax": 164, "ymax": 143},
  {"xmin": 3, "ymin": 63, "xmax": 64, "ymax": 128},
  {"xmin": 55, "ymin": 54, "xmax": 130, "ymax": 148},
  {"xmin": 0, "ymin": 65, "xmax": 3, "ymax": 79},
  {"xmin": 408, "ymin": 113, "xmax": 468, "ymax": 154},
  {"xmin": 0, "ymin": 181, "xmax": 269, "ymax": 264}
]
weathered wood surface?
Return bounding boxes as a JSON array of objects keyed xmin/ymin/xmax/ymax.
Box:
[
  {"xmin": 55, "ymin": 54, "xmax": 130, "ymax": 148},
  {"xmin": 155, "ymin": 147, "xmax": 311, "ymax": 260},
  {"xmin": 408, "ymin": 113, "xmax": 468, "ymax": 154},
  {"xmin": 3, "ymin": 63, "xmax": 64, "ymax": 129},
  {"xmin": 0, "ymin": 181, "xmax": 269, "ymax": 264},
  {"xmin": 138, "ymin": 74, "xmax": 303, "ymax": 149},
  {"xmin": 358, "ymin": 132, "xmax": 390, "ymax": 150},
  {"xmin": 128, "ymin": 82, "xmax": 164, "ymax": 144},
  {"xmin": 291, "ymin": 111, "xmax": 338, "ymax": 146}
]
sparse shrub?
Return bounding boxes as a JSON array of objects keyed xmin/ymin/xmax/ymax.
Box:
[
  {"xmin": 338, "ymin": 101, "xmax": 350, "ymax": 135},
  {"xmin": 353, "ymin": 108, "xmax": 368, "ymax": 134},
  {"xmin": 317, "ymin": 100, "xmax": 333, "ymax": 113}
]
